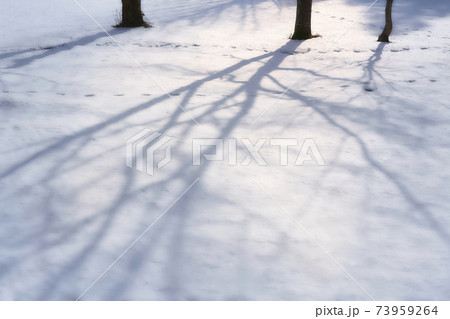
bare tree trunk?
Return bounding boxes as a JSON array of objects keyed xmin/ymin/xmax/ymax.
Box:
[
  {"xmin": 292, "ymin": 0, "xmax": 313, "ymax": 40},
  {"xmin": 378, "ymin": 0, "xmax": 394, "ymax": 42},
  {"xmin": 118, "ymin": 0, "xmax": 148, "ymax": 28}
]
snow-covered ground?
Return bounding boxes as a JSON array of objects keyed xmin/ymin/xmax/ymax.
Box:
[{"xmin": 0, "ymin": 0, "xmax": 449, "ymax": 300}]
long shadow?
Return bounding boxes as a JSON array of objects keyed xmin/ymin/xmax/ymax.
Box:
[
  {"xmin": 96, "ymin": 40, "xmax": 304, "ymax": 300},
  {"xmin": 3, "ymin": 26, "xmax": 448, "ymax": 299},
  {"xmin": 36, "ymin": 168, "xmax": 136, "ymax": 300},
  {"xmin": 362, "ymin": 42, "xmax": 386, "ymax": 91},
  {"xmin": 0, "ymin": 48, "xmax": 42, "ymax": 61},
  {"xmin": 0, "ymin": 42, "xmax": 300, "ymax": 180},
  {"xmin": 4, "ymin": 29, "xmax": 129, "ymax": 69},
  {"xmin": 11, "ymin": 36, "xmax": 436, "ymax": 300},
  {"xmin": 157, "ymin": 0, "xmax": 289, "ymax": 25},
  {"xmin": 0, "ymin": 39, "xmax": 306, "ymax": 300},
  {"xmin": 279, "ymin": 86, "xmax": 450, "ymax": 249},
  {"xmin": 346, "ymin": 0, "xmax": 450, "ymax": 29}
]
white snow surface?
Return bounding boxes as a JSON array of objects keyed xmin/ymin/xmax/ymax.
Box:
[{"xmin": 0, "ymin": 0, "xmax": 449, "ymax": 300}]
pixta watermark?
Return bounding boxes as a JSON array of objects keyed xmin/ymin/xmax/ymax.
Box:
[{"xmin": 126, "ymin": 129, "xmax": 325, "ymax": 175}]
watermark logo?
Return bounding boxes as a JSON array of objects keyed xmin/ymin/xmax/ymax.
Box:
[
  {"xmin": 126, "ymin": 129, "xmax": 172, "ymax": 175},
  {"xmin": 126, "ymin": 130, "xmax": 325, "ymax": 175}
]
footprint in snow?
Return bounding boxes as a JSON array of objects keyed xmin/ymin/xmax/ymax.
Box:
[
  {"xmin": 114, "ymin": 94, "xmax": 125, "ymax": 96},
  {"xmin": 85, "ymin": 94, "xmax": 95, "ymax": 97}
]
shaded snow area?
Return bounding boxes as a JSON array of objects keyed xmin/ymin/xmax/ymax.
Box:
[{"xmin": 0, "ymin": 0, "xmax": 449, "ymax": 300}]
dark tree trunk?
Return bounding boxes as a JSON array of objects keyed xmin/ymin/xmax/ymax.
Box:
[
  {"xmin": 378, "ymin": 0, "xmax": 394, "ymax": 42},
  {"xmin": 118, "ymin": 0, "xmax": 147, "ymax": 28},
  {"xmin": 292, "ymin": 0, "xmax": 313, "ymax": 40}
]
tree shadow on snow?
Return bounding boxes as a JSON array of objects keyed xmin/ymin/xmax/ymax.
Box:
[
  {"xmin": 1, "ymin": 28, "xmax": 129, "ymax": 69},
  {"xmin": 0, "ymin": 40, "xmax": 308, "ymax": 300},
  {"xmin": 1, "ymin": 35, "xmax": 450, "ymax": 300},
  {"xmin": 346, "ymin": 0, "xmax": 450, "ymax": 30}
]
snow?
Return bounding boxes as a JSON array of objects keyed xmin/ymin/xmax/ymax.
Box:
[{"xmin": 0, "ymin": 0, "xmax": 449, "ymax": 300}]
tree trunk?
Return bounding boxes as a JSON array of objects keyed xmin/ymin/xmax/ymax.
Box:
[
  {"xmin": 292, "ymin": 0, "xmax": 313, "ymax": 40},
  {"xmin": 378, "ymin": 0, "xmax": 394, "ymax": 42},
  {"xmin": 119, "ymin": 0, "xmax": 147, "ymax": 27}
]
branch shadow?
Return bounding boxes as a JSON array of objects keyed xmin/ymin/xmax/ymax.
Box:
[
  {"xmin": 346, "ymin": 0, "xmax": 450, "ymax": 30},
  {"xmin": 1, "ymin": 25, "xmax": 449, "ymax": 300},
  {"xmin": 3, "ymin": 28, "xmax": 129, "ymax": 69},
  {"xmin": 156, "ymin": 0, "xmax": 292, "ymax": 26},
  {"xmin": 0, "ymin": 39, "xmax": 308, "ymax": 300},
  {"xmin": 362, "ymin": 42, "xmax": 386, "ymax": 92}
]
